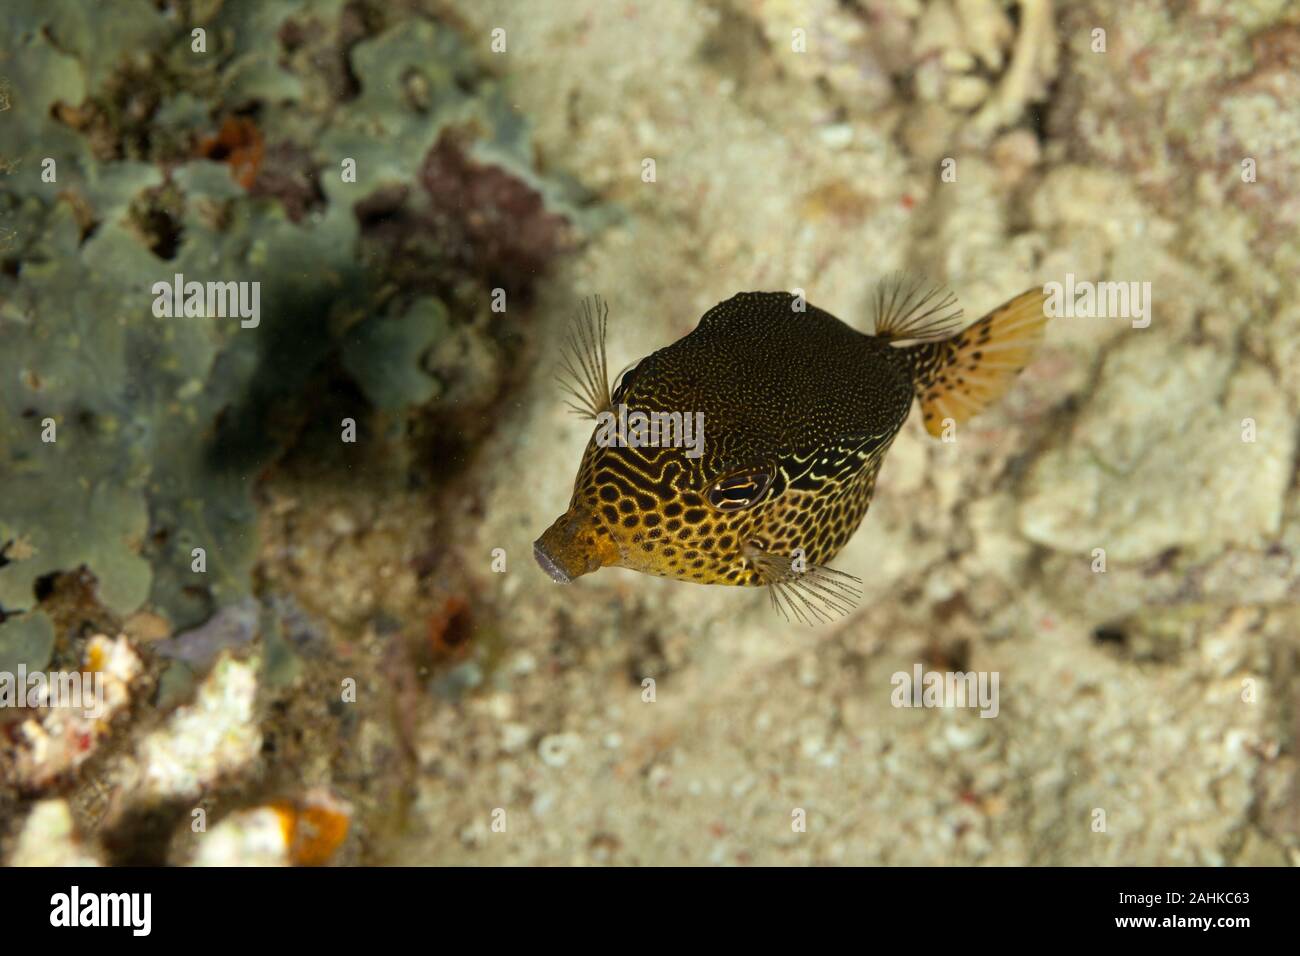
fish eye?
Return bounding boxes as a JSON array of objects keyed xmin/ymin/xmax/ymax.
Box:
[{"xmin": 707, "ymin": 468, "xmax": 774, "ymax": 512}]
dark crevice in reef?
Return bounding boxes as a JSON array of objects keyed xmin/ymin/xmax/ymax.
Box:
[
  {"xmin": 32, "ymin": 570, "xmax": 60, "ymax": 603},
  {"xmin": 1092, "ymin": 625, "xmax": 1128, "ymax": 649},
  {"xmin": 250, "ymin": 355, "xmax": 392, "ymax": 488},
  {"xmin": 1026, "ymin": 57, "xmax": 1066, "ymax": 148},
  {"xmin": 129, "ymin": 186, "xmax": 185, "ymax": 260},
  {"xmin": 99, "ymin": 801, "xmax": 191, "ymax": 866},
  {"xmin": 203, "ymin": 272, "xmax": 368, "ymax": 474}
]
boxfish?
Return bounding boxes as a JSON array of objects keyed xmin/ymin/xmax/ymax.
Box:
[{"xmin": 534, "ymin": 275, "xmax": 1047, "ymax": 624}]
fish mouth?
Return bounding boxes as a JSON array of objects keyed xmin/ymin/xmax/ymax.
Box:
[
  {"xmin": 534, "ymin": 509, "xmax": 620, "ymax": 582},
  {"xmin": 533, "ymin": 540, "xmax": 573, "ymax": 584}
]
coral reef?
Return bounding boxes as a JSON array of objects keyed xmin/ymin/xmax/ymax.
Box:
[
  {"xmin": 4, "ymin": 635, "xmax": 140, "ymax": 791},
  {"xmin": 1, "ymin": 0, "xmax": 572, "ymax": 861}
]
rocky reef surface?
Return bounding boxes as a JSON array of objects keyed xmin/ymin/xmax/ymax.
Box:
[{"xmin": 1, "ymin": 0, "xmax": 1297, "ymax": 865}]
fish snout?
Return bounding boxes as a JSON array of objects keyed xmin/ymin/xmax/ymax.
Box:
[{"xmin": 533, "ymin": 510, "xmax": 615, "ymax": 583}]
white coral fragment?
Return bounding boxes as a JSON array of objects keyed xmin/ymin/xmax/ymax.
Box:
[{"xmin": 136, "ymin": 653, "xmax": 262, "ymax": 800}]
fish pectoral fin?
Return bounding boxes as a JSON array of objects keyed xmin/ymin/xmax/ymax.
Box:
[
  {"xmin": 555, "ymin": 295, "xmax": 613, "ymax": 420},
  {"xmin": 913, "ymin": 288, "xmax": 1048, "ymax": 438},
  {"xmin": 743, "ymin": 543, "xmax": 863, "ymax": 626}
]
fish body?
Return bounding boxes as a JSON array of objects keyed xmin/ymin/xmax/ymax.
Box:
[{"xmin": 535, "ymin": 278, "xmax": 1047, "ymax": 622}]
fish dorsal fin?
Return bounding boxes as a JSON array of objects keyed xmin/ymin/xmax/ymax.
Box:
[
  {"xmin": 870, "ymin": 272, "xmax": 964, "ymax": 344},
  {"xmin": 556, "ymin": 296, "xmax": 612, "ymax": 420}
]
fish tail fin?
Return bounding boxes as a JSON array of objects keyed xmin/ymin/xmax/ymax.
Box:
[
  {"xmin": 905, "ymin": 288, "xmax": 1048, "ymax": 438},
  {"xmin": 743, "ymin": 543, "xmax": 862, "ymax": 626}
]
